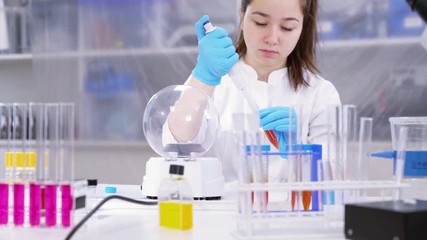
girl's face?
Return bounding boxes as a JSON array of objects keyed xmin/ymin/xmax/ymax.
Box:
[{"xmin": 240, "ymin": 0, "xmax": 304, "ymax": 71}]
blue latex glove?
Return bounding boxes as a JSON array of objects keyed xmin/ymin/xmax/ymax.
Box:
[
  {"xmin": 192, "ymin": 15, "xmax": 239, "ymax": 86},
  {"xmin": 259, "ymin": 106, "xmax": 297, "ymax": 154}
]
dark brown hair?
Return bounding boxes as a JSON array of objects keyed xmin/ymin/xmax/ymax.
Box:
[{"xmin": 235, "ymin": 0, "xmax": 319, "ymax": 91}]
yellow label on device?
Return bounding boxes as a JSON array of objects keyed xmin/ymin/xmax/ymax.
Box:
[{"xmin": 159, "ymin": 201, "xmax": 193, "ymax": 230}]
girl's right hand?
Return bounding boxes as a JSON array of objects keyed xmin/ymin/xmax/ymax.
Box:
[{"xmin": 191, "ymin": 15, "xmax": 239, "ymax": 86}]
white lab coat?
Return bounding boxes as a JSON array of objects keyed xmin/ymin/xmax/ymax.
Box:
[
  {"xmin": 207, "ymin": 59, "xmax": 341, "ymax": 181},
  {"xmin": 164, "ymin": 59, "xmax": 341, "ymax": 182}
]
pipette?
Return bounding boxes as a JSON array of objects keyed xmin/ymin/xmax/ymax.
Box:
[
  {"xmin": 202, "ymin": 21, "xmax": 217, "ymax": 34},
  {"xmin": 202, "ymin": 20, "xmax": 279, "ymax": 150},
  {"xmin": 228, "ymin": 60, "xmax": 279, "ymax": 149}
]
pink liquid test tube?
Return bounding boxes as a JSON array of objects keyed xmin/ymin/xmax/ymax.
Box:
[
  {"xmin": 0, "ymin": 183, "xmax": 8, "ymax": 225},
  {"xmin": 44, "ymin": 104, "xmax": 60, "ymax": 227},
  {"xmin": 28, "ymin": 104, "xmax": 45, "ymax": 227},
  {"xmin": 29, "ymin": 183, "xmax": 42, "ymax": 226},
  {"xmin": 61, "ymin": 184, "xmax": 72, "ymax": 227},
  {"xmin": 59, "ymin": 103, "xmax": 75, "ymax": 228},
  {"xmin": 13, "ymin": 183, "xmax": 25, "ymax": 226},
  {"xmin": 45, "ymin": 184, "xmax": 57, "ymax": 227}
]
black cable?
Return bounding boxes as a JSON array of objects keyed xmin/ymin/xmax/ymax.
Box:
[{"xmin": 64, "ymin": 195, "xmax": 157, "ymax": 240}]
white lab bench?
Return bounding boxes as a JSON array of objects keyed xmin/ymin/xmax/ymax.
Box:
[{"xmin": 0, "ymin": 183, "xmax": 347, "ymax": 240}]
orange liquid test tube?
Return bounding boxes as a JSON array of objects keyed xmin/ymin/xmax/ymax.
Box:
[
  {"xmin": 302, "ymin": 191, "xmax": 312, "ymax": 211},
  {"xmin": 265, "ymin": 130, "xmax": 310, "ymax": 211}
]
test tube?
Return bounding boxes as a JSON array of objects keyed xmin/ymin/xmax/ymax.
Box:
[
  {"xmin": 357, "ymin": 118, "xmax": 373, "ymax": 181},
  {"xmin": 326, "ymin": 104, "xmax": 344, "ymax": 182},
  {"xmin": 252, "ymin": 126, "xmax": 268, "ymax": 213},
  {"xmin": 232, "ymin": 113, "xmax": 256, "ymax": 218},
  {"xmin": 44, "ymin": 103, "xmax": 60, "ymax": 227},
  {"xmin": 59, "ymin": 103, "xmax": 75, "ymax": 228},
  {"xmin": 0, "ymin": 104, "xmax": 11, "ymax": 225},
  {"xmin": 342, "ymin": 105, "xmax": 358, "ymax": 181},
  {"xmin": 394, "ymin": 126, "xmax": 408, "ymax": 200},
  {"xmin": 28, "ymin": 103, "xmax": 44, "ymax": 227},
  {"xmin": 395, "ymin": 126, "xmax": 408, "ymax": 184},
  {"xmin": 12, "ymin": 103, "xmax": 28, "ymax": 226},
  {"xmin": 286, "ymin": 105, "xmax": 304, "ymax": 211},
  {"xmin": 324, "ymin": 104, "xmax": 344, "ymax": 205},
  {"xmin": 318, "ymin": 159, "xmax": 334, "ymax": 209}
]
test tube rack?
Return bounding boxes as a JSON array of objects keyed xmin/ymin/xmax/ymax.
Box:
[
  {"xmin": 0, "ymin": 102, "xmax": 77, "ymax": 228},
  {"xmin": 231, "ymin": 147, "xmax": 408, "ymax": 240}
]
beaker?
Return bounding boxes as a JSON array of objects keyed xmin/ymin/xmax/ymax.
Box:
[{"xmin": 389, "ymin": 117, "xmax": 427, "ymax": 200}]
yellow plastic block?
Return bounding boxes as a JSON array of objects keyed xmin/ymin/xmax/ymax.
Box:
[{"xmin": 159, "ymin": 201, "xmax": 193, "ymax": 230}]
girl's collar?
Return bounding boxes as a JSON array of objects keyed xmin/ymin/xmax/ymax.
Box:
[{"xmin": 238, "ymin": 58, "xmax": 288, "ymax": 81}]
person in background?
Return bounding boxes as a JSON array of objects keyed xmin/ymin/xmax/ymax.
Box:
[{"xmin": 167, "ymin": 0, "xmax": 341, "ymax": 181}]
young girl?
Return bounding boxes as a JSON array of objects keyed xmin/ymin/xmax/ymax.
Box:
[{"xmin": 167, "ymin": 0, "xmax": 341, "ymax": 180}]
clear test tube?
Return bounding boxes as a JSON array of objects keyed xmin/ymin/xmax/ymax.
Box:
[
  {"xmin": 395, "ymin": 126, "xmax": 408, "ymax": 185},
  {"xmin": 59, "ymin": 103, "xmax": 75, "ymax": 228},
  {"xmin": 12, "ymin": 103, "xmax": 28, "ymax": 226},
  {"xmin": 326, "ymin": 104, "xmax": 344, "ymax": 181},
  {"xmin": 286, "ymin": 105, "xmax": 304, "ymax": 211},
  {"xmin": 325, "ymin": 104, "xmax": 344, "ymax": 206},
  {"xmin": 28, "ymin": 103, "xmax": 44, "ymax": 227},
  {"xmin": 318, "ymin": 159, "xmax": 335, "ymax": 211},
  {"xmin": 357, "ymin": 118, "xmax": 373, "ymax": 181},
  {"xmin": 232, "ymin": 113, "xmax": 255, "ymax": 218},
  {"xmin": 0, "ymin": 104, "xmax": 11, "ymax": 225},
  {"xmin": 44, "ymin": 103, "xmax": 60, "ymax": 227},
  {"xmin": 357, "ymin": 117, "xmax": 373, "ymax": 201},
  {"xmin": 394, "ymin": 126, "xmax": 408, "ymax": 200},
  {"xmin": 250, "ymin": 121, "xmax": 268, "ymax": 213},
  {"xmin": 342, "ymin": 105, "xmax": 358, "ymax": 181}
]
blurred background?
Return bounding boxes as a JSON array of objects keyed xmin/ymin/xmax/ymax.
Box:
[{"xmin": 0, "ymin": 0, "xmax": 426, "ymax": 184}]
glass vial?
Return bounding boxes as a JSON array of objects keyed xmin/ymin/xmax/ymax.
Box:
[{"xmin": 158, "ymin": 164, "xmax": 193, "ymax": 230}]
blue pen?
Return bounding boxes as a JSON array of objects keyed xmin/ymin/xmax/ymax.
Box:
[
  {"xmin": 371, "ymin": 150, "xmax": 427, "ymax": 177},
  {"xmin": 370, "ymin": 151, "xmax": 396, "ymax": 159}
]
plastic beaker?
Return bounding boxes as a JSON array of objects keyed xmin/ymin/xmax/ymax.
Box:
[{"xmin": 389, "ymin": 117, "xmax": 427, "ymax": 200}]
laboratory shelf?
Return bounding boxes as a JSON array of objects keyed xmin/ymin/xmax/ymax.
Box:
[
  {"xmin": 28, "ymin": 46, "xmax": 198, "ymax": 60},
  {"xmin": 76, "ymin": 38, "xmax": 422, "ymax": 57},
  {"xmin": 75, "ymin": 38, "xmax": 422, "ymax": 57},
  {"xmin": 79, "ymin": 46, "xmax": 198, "ymax": 58},
  {"xmin": 319, "ymin": 37, "xmax": 421, "ymax": 49},
  {"xmin": 0, "ymin": 47, "xmax": 198, "ymax": 62},
  {"xmin": 0, "ymin": 53, "xmax": 32, "ymax": 61},
  {"xmin": 75, "ymin": 140, "xmax": 150, "ymax": 148},
  {"xmin": 0, "ymin": 38, "xmax": 420, "ymax": 61}
]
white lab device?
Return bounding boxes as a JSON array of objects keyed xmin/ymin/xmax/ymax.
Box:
[
  {"xmin": 142, "ymin": 155, "xmax": 224, "ymax": 200},
  {"xmin": 141, "ymin": 85, "xmax": 225, "ymax": 200}
]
